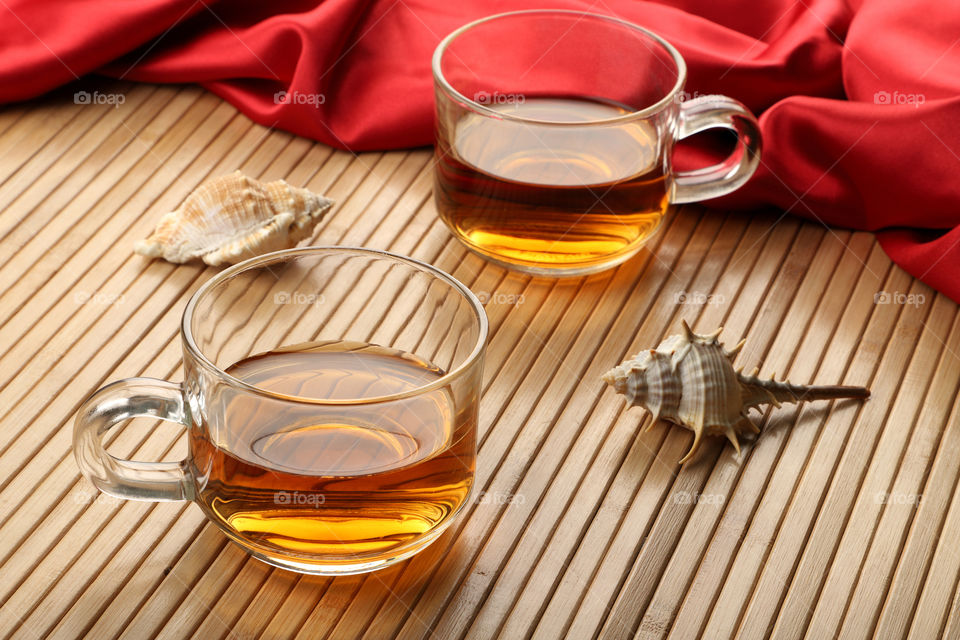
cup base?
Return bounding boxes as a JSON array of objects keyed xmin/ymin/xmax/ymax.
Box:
[
  {"xmin": 453, "ymin": 230, "xmax": 659, "ymax": 278},
  {"xmin": 240, "ymin": 523, "xmax": 449, "ymax": 575}
]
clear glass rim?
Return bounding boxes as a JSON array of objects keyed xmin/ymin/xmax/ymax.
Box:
[
  {"xmin": 181, "ymin": 246, "xmax": 488, "ymax": 406},
  {"xmin": 432, "ymin": 9, "xmax": 687, "ymax": 126}
]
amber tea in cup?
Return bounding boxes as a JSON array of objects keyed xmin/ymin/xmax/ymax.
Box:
[
  {"xmin": 433, "ymin": 10, "xmax": 761, "ymax": 276},
  {"xmin": 195, "ymin": 340, "xmax": 472, "ymax": 561},
  {"xmin": 74, "ymin": 248, "xmax": 487, "ymax": 575}
]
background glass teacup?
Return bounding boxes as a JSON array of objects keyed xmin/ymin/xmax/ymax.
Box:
[{"xmin": 433, "ymin": 10, "xmax": 761, "ymax": 276}]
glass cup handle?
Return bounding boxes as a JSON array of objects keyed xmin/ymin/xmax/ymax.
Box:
[
  {"xmin": 73, "ymin": 377, "xmax": 192, "ymax": 502},
  {"xmin": 671, "ymin": 95, "xmax": 762, "ymax": 204}
]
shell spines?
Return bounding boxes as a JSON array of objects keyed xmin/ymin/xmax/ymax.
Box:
[{"xmin": 738, "ymin": 374, "xmax": 871, "ymax": 412}]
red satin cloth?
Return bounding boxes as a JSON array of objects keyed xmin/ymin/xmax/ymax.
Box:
[{"xmin": 3, "ymin": 0, "xmax": 958, "ymax": 300}]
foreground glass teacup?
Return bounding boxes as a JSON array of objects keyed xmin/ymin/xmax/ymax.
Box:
[
  {"xmin": 433, "ymin": 10, "xmax": 762, "ymax": 276},
  {"xmin": 74, "ymin": 247, "xmax": 487, "ymax": 575}
]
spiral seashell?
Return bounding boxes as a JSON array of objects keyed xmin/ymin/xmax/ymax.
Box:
[
  {"xmin": 603, "ymin": 321, "xmax": 870, "ymax": 463},
  {"xmin": 135, "ymin": 171, "xmax": 334, "ymax": 266}
]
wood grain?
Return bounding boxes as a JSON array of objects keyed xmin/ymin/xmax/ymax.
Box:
[{"xmin": 0, "ymin": 81, "xmax": 956, "ymax": 639}]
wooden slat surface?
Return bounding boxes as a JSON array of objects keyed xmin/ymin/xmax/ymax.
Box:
[{"xmin": 0, "ymin": 81, "xmax": 957, "ymax": 639}]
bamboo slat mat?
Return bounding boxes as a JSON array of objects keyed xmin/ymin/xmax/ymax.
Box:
[{"xmin": 1, "ymin": 80, "xmax": 958, "ymax": 640}]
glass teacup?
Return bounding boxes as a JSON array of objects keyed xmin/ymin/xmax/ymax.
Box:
[{"xmin": 74, "ymin": 247, "xmax": 487, "ymax": 575}]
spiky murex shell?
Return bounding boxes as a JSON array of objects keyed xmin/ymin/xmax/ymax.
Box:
[
  {"xmin": 603, "ymin": 322, "xmax": 751, "ymax": 463},
  {"xmin": 604, "ymin": 321, "xmax": 868, "ymax": 464}
]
